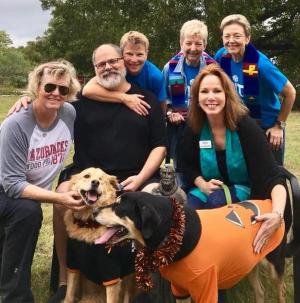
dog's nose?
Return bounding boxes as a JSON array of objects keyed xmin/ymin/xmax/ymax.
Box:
[{"xmin": 91, "ymin": 180, "xmax": 100, "ymax": 188}]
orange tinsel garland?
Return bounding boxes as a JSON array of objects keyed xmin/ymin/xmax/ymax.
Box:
[{"xmin": 134, "ymin": 197, "xmax": 186, "ymax": 291}]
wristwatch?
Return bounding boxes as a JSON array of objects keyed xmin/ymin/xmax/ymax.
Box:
[{"xmin": 275, "ymin": 120, "xmax": 286, "ymax": 129}]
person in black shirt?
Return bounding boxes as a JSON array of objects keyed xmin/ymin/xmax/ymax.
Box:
[{"xmin": 53, "ymin": 44, "xmax": 166, "ymax": 301}]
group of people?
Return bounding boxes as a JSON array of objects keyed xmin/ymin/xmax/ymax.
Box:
[{"xmin": 0, "ymin": 13, "xmax": 296, "ymax": 303}]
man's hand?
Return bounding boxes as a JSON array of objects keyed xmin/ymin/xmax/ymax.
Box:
[
  {"xmin": 7, "ymin": 96, "xmax": 31, "ymax": 116},
  {"xmin": 265, "ymin": 125, "xmax": 284, "ymax": 151},
  {"xmin": 121, "ymin": 175, "xmax": 143, "ymax": 192},
  {"xmin": 121, "ymin": 94, "xmax": 150, "ymax": 116}
]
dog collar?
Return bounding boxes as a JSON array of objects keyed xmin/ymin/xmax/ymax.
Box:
[
  {"xmin": 92, "ymin": 202, "xmax": 119, "ymax": 218},
  {"xmin": 72, "ymin": 216, "xmax": 102, "ymax": 229}
]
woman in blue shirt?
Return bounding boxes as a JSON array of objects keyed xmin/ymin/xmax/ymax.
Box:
[{"xmin": 215, "ymin": 14, "xmax": 296, "ymax": 165}]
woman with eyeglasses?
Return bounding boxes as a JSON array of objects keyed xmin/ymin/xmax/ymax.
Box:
[
  {"xmin": 0, "ymin": 60, "xmax": 83, "ymax": 303},
  {"xmin": 215, "ymin": 14, "xmax": 296, "ymax": 165}
]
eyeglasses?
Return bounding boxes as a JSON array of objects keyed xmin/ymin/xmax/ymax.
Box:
[
  {"xmin": 94, "ymin": 57, "xmax": 123, "ymax": 70},
  {"xmin": 222, "ymin": 34, "xmax": 245, "ymax": 41},
  {"xmin": 44, "ymin": 83, "xmax": 70, "ymax": 96}
]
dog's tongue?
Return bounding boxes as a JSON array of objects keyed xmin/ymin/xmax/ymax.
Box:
[
  {"xmin": 87, "ymin": 191, "xmax": 98, "ymax": 202},
  {"xmin": 94, "ymin": 227, "xmax": 118, "ymax": 245}
]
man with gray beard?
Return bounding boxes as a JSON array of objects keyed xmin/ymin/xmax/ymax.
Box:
[
  {"xmin": 93, "ymin": 45, "xmax": 127, "ymax": 89},
  {"xmin": 49, "ymin": 43, "xmax": 167, "ymax": 302},
  {"xmin": 73, "ymin": 43, "xmax": 166, "ymax": 187}
]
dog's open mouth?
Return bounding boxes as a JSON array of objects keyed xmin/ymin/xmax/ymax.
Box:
[
  {"xmin": 94, "ymin": 225, "xmax": 128, "ymax": 245},
  {"xmin": 80, "ymin": 189, "xmax": 100, "ymax": 206}
]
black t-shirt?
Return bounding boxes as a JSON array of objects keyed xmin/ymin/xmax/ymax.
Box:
[
  {"xmin": 66, "ymin": 84, "xmax": 166, "ymax": 282},
  {"xmin": 72, "ymin": 83, "xmax": 167, "ymax": 182},
  {"xmin": 67, "ymin": 238, "xmax": 136, "ymax": 284}
]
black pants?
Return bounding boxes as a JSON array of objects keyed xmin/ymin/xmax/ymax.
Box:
[{"xmin": 0, "ymin": 190, "xmax": 42, "ymax": 303}]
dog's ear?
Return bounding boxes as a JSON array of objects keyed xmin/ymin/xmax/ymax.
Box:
[
  {"xmin": 136, "ymin": 203, "xmax": 162, "ymax": 240},
  {"xmin": 69, "ymin": 172, "xmax": 82, "ymax": 189},
  {"xmin": 108, "ymin": 175, "xmax": 119, "ymax": 190}
]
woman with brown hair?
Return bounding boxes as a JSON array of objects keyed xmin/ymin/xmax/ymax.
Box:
[{"xmin": 180, "ymin": 64, "xmax": 286, "ymax": 254}]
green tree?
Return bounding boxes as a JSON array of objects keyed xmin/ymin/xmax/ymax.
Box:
[
  {"xmin": 0, "ymin": 31, "xmax": 32, "ymax": 89},
  {"xmin": 33, "ymin": 0, "xmax": 299, "ymax": 107},
  {"xmin": 0, "ymin": 48, "xmax": 32, "ymax": 87},
  {"xmin": 0, "ymin": 30, "xmax": 12, "ymax": 49},
  {"xmin": 38, "ymin": 0, "xmax": 204, "ymax": 72}
]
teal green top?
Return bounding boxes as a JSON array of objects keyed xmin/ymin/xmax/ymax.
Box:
[{"xmin": 190, "ymin": 121, "xmax": 250, "ymax": 202}]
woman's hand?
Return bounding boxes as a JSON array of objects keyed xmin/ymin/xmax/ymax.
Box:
[
  {"xmin": 7, "ymin": 96, "xmax": 32, "ymax": 116},
  {"xmin": 265, "ymin": 125, "xmax": 284, "ymax": 151},
  {"xmin": 121, "ymin": 94, "xmax": 150, "ymax": 116},
  {"xmin": 167, "ymin": 112, "xmax": 185, "ymax": 124},
  {"xmin": 58, "ymin": 191, "xmax": 85, "ymax": 211},
  {"xmin": 195, "ymin": 177, "xmax": 223, "ymax": 195},
  {"xmin": 253, "ymin": 212, "xmax": 283, "ymax": 254}
]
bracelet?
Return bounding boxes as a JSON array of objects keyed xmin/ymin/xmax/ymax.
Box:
[{"xmin": 272, "ymin": 211, "xmax": 284, "ymax": 224}]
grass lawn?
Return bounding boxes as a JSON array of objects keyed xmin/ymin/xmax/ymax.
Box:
[{"xmin": 0, "ymin": 95, "xmax": 299, "ymax": 302}]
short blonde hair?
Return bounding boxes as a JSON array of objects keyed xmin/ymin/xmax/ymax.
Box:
[
  {"xmin": 188, "ymin": 64, "xmax": 248, "ymax": 133},
  {"xmin": 27, "ymin": 60, "xmax": 81, "ymax": 100},
  {"xmin": 180, "ymin": 19, "xmax": 208, "ymax": 45},
  {"xmin": 120, "ymin": 31, "xmax": 149, "ymax": 51},
  {"xmin": 220, "ymin": 14, "xmax": 251, "ymax": 37}
]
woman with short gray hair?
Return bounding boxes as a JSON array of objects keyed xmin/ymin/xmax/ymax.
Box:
[{"xmin": 215, "ymin": 14, "xmax": 296, "ymax": 165}]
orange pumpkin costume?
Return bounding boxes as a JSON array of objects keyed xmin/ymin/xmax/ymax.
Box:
[{"xmin": 159, "ymin": 200, "xmax": 284, "ymax": 303}]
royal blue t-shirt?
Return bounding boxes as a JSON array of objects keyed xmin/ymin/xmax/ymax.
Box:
[
  {"xmin": 126, "ymin": 60, "xmax": 167, "ymax": 103},
  {"xmin": 215, "ymin": 47, "xmax": 287, "ymax": 128}
]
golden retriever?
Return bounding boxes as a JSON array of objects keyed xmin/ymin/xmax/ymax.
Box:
[{"xmin": 63, "ymin": 167, "xmax": 135, "ymax": 303}]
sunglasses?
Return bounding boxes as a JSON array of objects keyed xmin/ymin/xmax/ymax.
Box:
[{"xmin": 44, "ymin": 83, "xmax": 70, "ymax": 96}]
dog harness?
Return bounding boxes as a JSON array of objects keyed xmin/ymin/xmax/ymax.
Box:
[{"xmin": 159, "ymin": 199, "xmax": 284, "ymax": 303}]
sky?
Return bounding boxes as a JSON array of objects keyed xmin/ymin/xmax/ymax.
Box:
[{"xmin": 0, "ymin": 0, "xmax": 52, "ymax": 47}]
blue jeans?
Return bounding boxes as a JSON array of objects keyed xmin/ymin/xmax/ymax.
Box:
[{"xmin": 0, "ymin": 188, "xmax": 42, "ymax": 303}]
